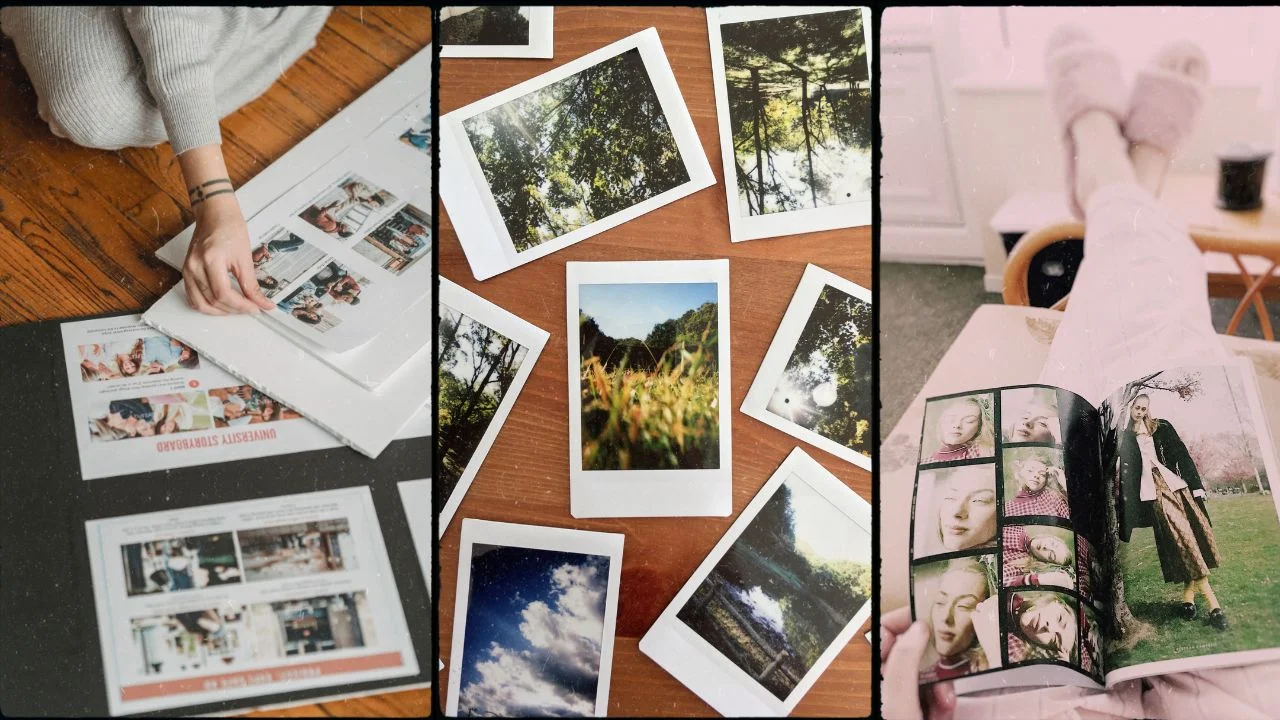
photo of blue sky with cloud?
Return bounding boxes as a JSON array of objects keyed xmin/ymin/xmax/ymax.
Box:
[{"xmin": 458, "ymin": 545, "xmax": 611, "ymax": 717}]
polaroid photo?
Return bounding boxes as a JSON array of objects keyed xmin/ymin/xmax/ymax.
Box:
[
  {"xmin": 640, "ymin": 447, "xmax": 872, "ymax": 715},
  {"xmin": 911, "ymin": 553, "xmax": 1000, "ymax": 685},
  {"xmin": 85, "ymin": 487, "xmax": 418, "ymax": 716},
  {"xmin": 352, "ymin": 202, "xmax": 432, "ymax": 277},
  {"xmin": 912, "ymin": 464, "xmax": 999, "ymax": 560},
  {"xmin": 566, "ymin": 260, "xmax": 732, "ymax": 518},
  {"xmin": 296, "ymin": 172, "xmax": 400, "ymax": 243},
  {"xmin": 1001, "ymin": 446, "xmax": 1070, "ymax": 521},
  {"xmin": 1001, "ymin": 523, "xmax": 1076, "ymax": 592},
  {"xmin": 1000, "ymin": 386, "xmax": 1064, "ymax": 446},
  {"xmin": 919, "ymin": 392, "xmax": 997, "ymax": 465},
  {"xmin": 438, "ymin": 278, "xmax": 550, "ymax": 535},
  {"xmin": 251, "ymin": 227, "xmax": 329, "ymax": 299},
  {"xmin": 741, "ymin": 264, "xmax": 873, "ymax": 470},
  {"xmin": 440, "ymin": 28, "xmax": 716, "ymax": 281},
  {"xmin": 706, "ymin": 7, "xmax": 873, "ymax": 242},
  {"xmin": 1006, "ymin": 590, "xmax": 1080, "ymax": 667},
  {"xmin": 446, "ymin": 519, "xmax": 624, "ymax": 717},
  {"xmin": 396, "ymin": 479, "xmax": 431, "ymax": 591},
  {"xmin": 440, "ymin": 6, "xmax": 554, "ymax": 59}
]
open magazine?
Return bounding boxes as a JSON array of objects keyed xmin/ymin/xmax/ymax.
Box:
[{"xmin": 908, "ymin": 357, "xmax": 1280, "ymax": 693}]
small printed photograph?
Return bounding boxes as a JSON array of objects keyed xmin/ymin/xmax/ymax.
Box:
[
  {"xmin": 578, "ymin": 282, "xmax": 719, "ymax": 471},
  {"xmin": 919, "ymin": 393, "xmax": 996, "ymax": 464},
  {"xmin": 248, "ymin": 591, "xmax": 376, "ymax": 658},
  {"xmin": 88, "ymin": 392, "xmax": 213, "ymax": 442},
  {"xmin": 718, "ymin": 8, "xmax": 871, "ymax": 216},
  {"xmin": 765, "ymin": 284, "xmax": 873, "ymax": 458},
  {"xmin": 1080, "ymin": 603, "xmax": 1103, "ymax": 679},
  {"xmin": 676, "ymin": 474, "xmax": 871, "ymax": 701},
  {"xmin": 912, "ymin": 554, "xmax": 999, "ymax": 684},
  {"xmin": 297, "ymin": 173, "xmax": 397, "ymax": 240},
  {"xmin": 353, "ymin": 203, "xmax": 432, "ymax": 275},
  {"xmin": 207, "ymin": 385, "xmax": 302, "ymax": 427},
  {"xmin": 437, "ymin": 302, "xmax": 530, "ymax": 515},
  {"xmin": 276, "ymin": 259, "xmax": 371, "ymax": 333},
  {"xmin": 129, "ymin": 606, "xmax": 250, "ymax": 676},
  {"xmin": 913, "ymin": 464, "xmax": 998, "ymax": 558},
  {"xmin": 1002, "ymin": 446, "xmax": 1071, "ymax": 520},
  {"xmin": 1001, "ymin": 386, "xmax": 1063, "ymax": 445},
  {"xmin": 1006, "ymin": 590, "xmax": 1079, "ymax": 666},
  {"xmin": 1076, "ymin": 534, "xmax": 1101, "ymax": 603},
  {"xmin": 237, "ymin": 519, "xmax": 355, "ymax": 582},
  {"xmin": 120, "ymin": 532, "xmax": 242, "ymax": 596},
  {"xmin": 440, "ymin": 6, "xmax": 531, "ymax": 46},
  {"xmin": 463, "ymin": 47, "xmax": 689, "ymax": 252},
  {"xmin": 457, "ymin": 545, "xmax": 611, "ymax": 717},
  {"xmin": 251, "ymin": 227, "xmax": 327, "ymax": 299},
  {"xmin": 78, "ymin": 335, "xmax": 199, "ymax": 381},
  {"xmin": 1001, "ymin": 524, "xmax": 1076, "ymax": 591},
  {"xmin": 398, "ymin": 113, "xmax": 431, "ymax": 156}
]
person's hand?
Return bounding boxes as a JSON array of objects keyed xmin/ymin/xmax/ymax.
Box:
[
  {"xmin": 882, "ymin": 606, "xmax": 956, "ymax": 720},
  {"xmin": 182, "ymin": 193, "xmax": 275, "ymax": 315},
  {"xmin": 1036, "ymin": 570, "xmax": 1073, "ymax": 587}
]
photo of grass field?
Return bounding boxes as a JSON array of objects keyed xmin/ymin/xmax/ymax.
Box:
[{"xmin": 578, "ymin": 282, "xmax": 720, "ymax": 471}]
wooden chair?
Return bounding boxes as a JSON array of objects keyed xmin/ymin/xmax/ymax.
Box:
[{"xmin": 1002, "ymin": 221, "xmax": 1280, "ymax": 340}]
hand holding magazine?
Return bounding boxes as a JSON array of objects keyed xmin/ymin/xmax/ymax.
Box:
[{"xmin": 908, "ymin": 357, "xmax": 1280, "ymax": 693}]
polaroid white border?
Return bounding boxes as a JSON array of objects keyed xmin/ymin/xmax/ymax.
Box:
[
  {"xmin": 446, "ymin": 519, "xmax": 624, "ymax": 717},
  {"xmin": 639, "ymin": 447, "xmax": 873, "ymax": 716},
  {"xmin": 741, "ymin": 263, "xmax": 873, "ymax": 470},
  {"xmin": 706, "ymin": 7, "xmax": 873, "ymax": 242},
  {"xmin": 441, "ymin": 28, "xmax": 716, "ymax": 281},
  {"xmin": 440, "ymin": 6, "xmax": 555, "ymax": 59},
  {"xmin": 397, "ymin": 479, "xmax": 432, "ymax": 590},
  {"xmin": 85, "ymin": 486, "xmax": 419, "ymax": 716},
  {"xmin": 566, "ymin": 260, "xmax": 733, "ymax": 518},
  {"xmin": 437, "ymin": 278, "xmax": 550, "ymax": 535}
]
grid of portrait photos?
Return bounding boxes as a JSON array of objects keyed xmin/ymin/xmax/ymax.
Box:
[{"xmin": 909, "ymin": 385, "xmax": 1106, "ymax": 686}]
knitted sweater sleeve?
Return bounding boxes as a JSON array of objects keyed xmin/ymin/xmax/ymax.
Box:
[{"xmin": 121, "ymin": 7, "xmax": 221, "ymax": 154}]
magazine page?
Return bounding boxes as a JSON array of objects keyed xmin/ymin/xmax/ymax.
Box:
[
  {"xmin": 1099, "ymin": 357, "xmax": 1280, "ymax": 683},
  {"xmin": 909, "ymin": 384, "xmax": 1107, "ymax": 693},
  {"xmin": 84, "ymin": 486, "xmax": 419, "ymax": 716}
]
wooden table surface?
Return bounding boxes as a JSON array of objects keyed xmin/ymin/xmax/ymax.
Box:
[
  {"xmin": 1, "ymin": 7, "xmax": 433, "ymax": 717},
  {"xmin": 438, "ymin": 7, "xmax": 873, "ymax": 717}
]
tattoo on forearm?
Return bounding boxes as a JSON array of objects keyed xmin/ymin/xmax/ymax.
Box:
[{"xmin": 188, "ymin": 178, "xmax": 233, "ymax": 207}]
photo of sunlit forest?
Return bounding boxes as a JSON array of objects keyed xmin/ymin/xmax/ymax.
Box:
[
  {"xmin": 766, "ymin": 285, "xmax": 873, "ymax": 456},
  {"xmin": 677, "ymin": 475, "xmax": 871, "ymax": 700},
  {"xmin": 579, "ymin": 282, "xmax": 719, "ymax": 471},
  {"xmin": 464, "ymin": 48, "xmax": 690, "ymax": 252},
  {"xmin": 438, "ymin": 303, "xmax": 529, "ymax": 510},
  {"xmin": 721, "ymin": 9, "xmax": 871, "ymax": 216}
]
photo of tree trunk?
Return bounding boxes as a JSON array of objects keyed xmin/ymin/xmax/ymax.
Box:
[
  {"xmin": 766, "ymin": 285, "xmax": 873, "ymax": 455},
  {"xmin": 721, "ymin": 9, "xmax": 871, "ymax": 216},
  {"xmin": 579, "ymin": 282, "xmax": 719, "ymax": 471},
  {"xmin": 677, "ymin": 475, "xmax": 871, "ymax": 700},
  {"xmin": 437, "ymin": 303, "xmax": 530, "ymax": 510},
  {"xmin": 440, "ymin": 7, "xmax": 531, "ymax": 46},
  {"xmin": 463, "ymin": 48, "xmax": 690, "ymax": 252}
]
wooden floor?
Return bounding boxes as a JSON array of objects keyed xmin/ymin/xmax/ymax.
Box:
[
  {"xmin": 0, "ymin": 7, "xmax": 434, "ymax": 717},
  {"xmin": 438, "ymin": 7, "xmax": 873, "ymax": 717}
]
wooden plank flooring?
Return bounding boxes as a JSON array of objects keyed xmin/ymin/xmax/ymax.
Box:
[{"xmin": 0, "ymin": 7, "xmax": 434, "ymax": 717}]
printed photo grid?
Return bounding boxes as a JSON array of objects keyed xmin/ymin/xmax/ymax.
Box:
[{"xmin": 909, "ymin": 385, "xmax": 1106, "ymax": 686}]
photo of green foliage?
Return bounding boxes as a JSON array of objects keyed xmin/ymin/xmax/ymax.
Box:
[
  {"xmin": 721, "ymin": 9, "xmax": 871, "ymax": 216},
  {"xmin": 440, "ymin": 7, "xmax": 531, "ymax": 46},
  {"xmin": 463, "ymin": 48, "xmax": 690, "ymax": 252},
  {"xmin": 677, "ymin": 475, "xmax": 870, "ymax": 700},
  {"xmin": 437, "ymin": 303, "xmax": 529, "ymax": 510},
  {"xmin": 579, "ymin": 282, "xmax": 719, "ymax": 471},
  {"xmin": 766, "ymin": 285, "xmax": 873, "ymax": 456}
]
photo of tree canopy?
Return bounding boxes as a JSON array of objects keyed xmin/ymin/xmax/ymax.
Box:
[
  {"xmin": 721, "ymin": 9, "xmax": 871, "ymax": 216},
  {"xmin": 438, "ymin": 303, "xmax": 529, "ymax": 510},
  {"xmin": 579, "ymin": 282, "xmax": 719, "ymax": 471},
  {"xmin": 677, "ymin": 476, "xmax": 871, "ymax": 700},
  {"xmin": 464, "ymin": 48, "xmax": 690, "ymax": 252},
  {"xmin": 766, "ymin": 285, "xmax": 873, "ymax": 456},
  {"xmin": 440, "ymin": 6, "xmax": 531, "ymax": 46}
]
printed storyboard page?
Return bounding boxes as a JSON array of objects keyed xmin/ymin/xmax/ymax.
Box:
[
  {"xmin": 909, "ymin": 384, "xmax": 1107, "ymax": 692},
  {"xmin": 61, "ymin": 317, "xmax": 351, "ymax": 480},
  {"xmin": 85, "ymin": 487, "xmax": 418, "ymax": 716},
  {"xmin": 244, "ymin": 137, "xmax": 431, "ymax": 353}
]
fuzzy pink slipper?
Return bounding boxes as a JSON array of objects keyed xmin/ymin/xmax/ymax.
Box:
[
  {"xmin": 1044, "ymin": 26, "xmax": 1127, "ymax": 219},
  {"xmin": 1123, "ymin": 41, "xmax": 1209, "ymax": 157}
]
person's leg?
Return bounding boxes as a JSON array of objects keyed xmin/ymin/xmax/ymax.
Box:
[{"xmin": 1, "ymin": 8, "xmax": 168, "ymax": 149}]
